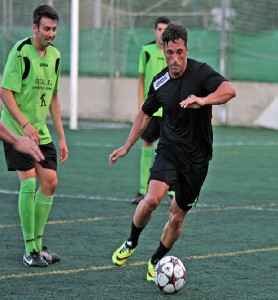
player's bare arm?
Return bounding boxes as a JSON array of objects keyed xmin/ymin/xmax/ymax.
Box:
[
  {"xmin": 109, "ymin": 109, "xmax": 151, "ymax": 166},
  {"xmin": 0, "ymin": 88, "xmax": 28, "ymax": 127},
  {"xmin": 49, "ymin": 93, "xmax": 69, "ymax": 163},
  {"xmin": 179, "ymin": 81, "xmax": 236, "ymax": 109},
  {"xmin": 138, "ymin": 74, "xmax": 145, "ymax": 109}
]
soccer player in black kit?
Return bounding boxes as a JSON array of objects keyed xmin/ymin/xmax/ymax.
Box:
[{"xmin": 109, "ymin": 22, "xmax": 236, "ymax": 282}]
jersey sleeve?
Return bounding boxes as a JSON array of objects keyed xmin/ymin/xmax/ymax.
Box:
[
  {"xmin": 142, "ymin": 83, "xmax": 161, "ymax": 116},
  {"xmin": 199, "ymin": 63, "xmax": 227, "ymax": 93},
  {"xmin": 1, "ymin": 47, "xmax": 23, "ymax": 93},
  {"xmin": 53, "ymin": 57, "xmax": 61, "ymax": 94}
]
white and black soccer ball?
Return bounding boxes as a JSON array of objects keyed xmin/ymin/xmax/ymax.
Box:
[{"xmin": 155, "ymin": 256, "xmax": 186, "ymax": 294}]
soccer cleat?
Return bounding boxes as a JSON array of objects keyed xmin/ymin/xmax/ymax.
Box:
[
  {"xmin": 146, "ymin": 259, "xmax": 156, "ymax": 282},
  {"xmin": 23, "ymin": 250, "xmax": 48, "ymax": 267},
  {"xmin": 40, "ymin": 246, "xmax": 61, "ymax": 264},
  {"xmin": 167, "ymin": 194, "xmax": 174, "ymax": 205},
  {"xmin": 131, "ymin": 193, "xmax": 144, "ymax": 204},
  {"xmin": 112, "ymin": 241, "xmax": 136, "ymax": 266}
]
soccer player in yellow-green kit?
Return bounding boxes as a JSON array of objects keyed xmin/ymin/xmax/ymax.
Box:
[
  {"xmin": 0, "ymin": 4, "xmax": 68, "ymax": 267},
  {"xmin": 131, "ymin": 17, "xmax": 175, "ymax": 205}
]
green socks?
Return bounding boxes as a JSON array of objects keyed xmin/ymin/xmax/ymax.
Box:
[
  {"xmin": 18, "ymin": 178, "xmax": 53, "ymax": 255},
  {"xmin": 34, "ymin": 192, "xmax": 53, "ymax": 252},
  {"xmin": 18, "ymin": 178, "xmax": 36, "ymax": 256},
  {"xmin": 139, "ymin": 146, "xmax": 154, "ymax": 195},
  {"xmin": 168, "ymin": 190, "xmax": 175, "ymax": 197}
]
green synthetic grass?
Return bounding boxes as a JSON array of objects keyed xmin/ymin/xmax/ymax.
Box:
[{"xmin": 0, "ymin": 123, "xmax": 277, "ymax": 300}]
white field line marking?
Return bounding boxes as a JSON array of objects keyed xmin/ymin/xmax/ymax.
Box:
[
  {"xmin": 214, "ymin": 141, "xmax": 278, "ymax": 147},
  {"xmin": 62, "ymin": 120, "xmax": 131, "ymax": 130},
  {"xmin": 70, "ymin": 140, "xmax": 278, "ymax": 148},
  {"xmin": 74, "ymin": 141, "xmax": 114, "ymax": 147},
  {"xmin": 0, "ymin": 189, "xmax": 277, "ymax": 211},
  {"xmin": 0, "ymin": 246, "xmax": 277, "ymax": 281},
  {"xmin": 0, "ymin": 188, "xmax": 277, "ymax": 211},
  {"xmin": 0, "ymin": 189, "xmax": 278, "ymax": 211}
]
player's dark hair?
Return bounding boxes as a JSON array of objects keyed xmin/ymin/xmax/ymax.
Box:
[
  {"xmin": 162, "ymin": 22, "xmax": 188, "ymax": 47},
  {"xmin": 33, "ymin": 4, "xmax": 59, "ymax": 26},
  {"xmin": 154, "ymin": 16, "xmax": 170, "ymax": 29}
]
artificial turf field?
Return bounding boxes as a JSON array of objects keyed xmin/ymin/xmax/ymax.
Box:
[{"xmin": 0, "ymin": 122, "xmax": 277, "ymax": 300}]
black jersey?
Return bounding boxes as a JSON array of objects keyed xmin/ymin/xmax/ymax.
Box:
[{"xmin": 142, "ymin": 58, "xmax": 227, "ymax": 168}]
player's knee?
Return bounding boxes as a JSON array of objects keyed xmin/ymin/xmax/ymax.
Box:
[
  {"xmin": 50, "ymin": 177, "xmax": 58, "ymax": 193},
  {"xmin": 144, "ymin": 194, "xmax": 161, "ymax": 211},
  {"xmin": 42, "ymin": 176, "xmax": 58, "ymax": 194},
  {"xmin": 169, "ymin": 213, "xmax": 184, "ymax": 231}
]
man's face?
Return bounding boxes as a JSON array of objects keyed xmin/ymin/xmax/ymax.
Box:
[
  {"xmin": 33, "ymin": 17, "xmax": 57, "ymax": 48},
  {"xmin": 155, "ymin": 23, "xmax": 168, "ymax": 46},
  {"xmin": 164, "ymin": 38, "xmax": 188, "ymax": 78}
]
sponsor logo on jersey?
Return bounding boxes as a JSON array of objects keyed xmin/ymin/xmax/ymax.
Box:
[
  {"xmin": 153, "ymin": 72, "xmax": 170, "ymax": 90},
  {"xmin": 40, "ymin": 63, "xmax": 48, "ymax": 67}
]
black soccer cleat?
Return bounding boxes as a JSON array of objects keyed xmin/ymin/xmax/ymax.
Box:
[
  {"xmin": 23, "ymin": 250, "xmax": 48, "ymax": 267},
  {"xmin": 40, "ymin": 246, "xmax": 61, "ymax": 264}
]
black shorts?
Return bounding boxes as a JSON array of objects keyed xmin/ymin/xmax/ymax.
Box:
[
  {"xmin": 141, "ymin": 116, "xmax": 161, "ymax": 143},
  {"xmin": 3, "ymin": 141, "xmax": 57, "ymax": 171},
  {"xmin": 149, "ymin": 151, "xmax": 209, "ymax": 211}
]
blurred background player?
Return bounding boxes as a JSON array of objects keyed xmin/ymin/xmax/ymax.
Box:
[
  {"xmin": 132, "ymin": 16, "xmax": 175, "ymax": 205},
  {"xmin": 0, "ymin": 4, "xmax": 68, "ymax": 267}
]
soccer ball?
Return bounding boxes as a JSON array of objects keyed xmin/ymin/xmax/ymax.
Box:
[{"xmin": 155, "ymin": 256, "xmax": 186, "ymax": 294}]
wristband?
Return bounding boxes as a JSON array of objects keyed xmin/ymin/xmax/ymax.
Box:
[{"xmin": 22, "ymin": 122, "xmax": 29, "ymax": 129}]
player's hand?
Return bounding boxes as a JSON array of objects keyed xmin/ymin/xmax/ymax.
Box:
[
  {"xmin": 179, "ymin": 94, "xmax": 205, "ymax": 109},
  {"xmin": 23, "ymin": 123, "xmax": 41, "ymax": 144},
  {"xmin": 59, "ymin": 138, "xmax": 69, "ymax": 163},
  {"xmin": 109, "ymin": 146, "xmax": 128, "ymax": 166},
  {"xmin": 14, "ymin": 136, "xmax": 45, "ymax": 161}
]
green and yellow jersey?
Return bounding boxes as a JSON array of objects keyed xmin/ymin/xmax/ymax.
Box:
[
  {"xmin": 138, "ymin": 41, "xmax": 166, "ymax": 117},
  {"xmin": 1, "ymin": 36, "xmax": 61, "ymax": 144}
]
